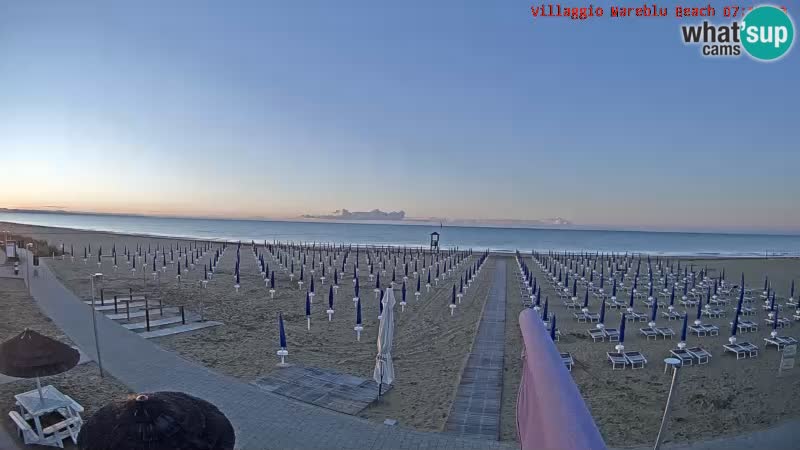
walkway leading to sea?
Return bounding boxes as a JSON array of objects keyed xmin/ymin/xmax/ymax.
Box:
[
  {"xmin": 445, "ymin": 259, "xmax": 507, "ymax": 439},
  {"xmin": 21, "ymin": 253, "xmax": 513, "ymax": 450}
]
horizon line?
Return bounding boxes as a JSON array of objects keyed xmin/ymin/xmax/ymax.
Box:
[{"xmin": 1, "ymin": 207, "xmax": 799, "ymax": 237}]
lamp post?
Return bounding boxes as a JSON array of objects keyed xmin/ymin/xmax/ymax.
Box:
[
  {"xmin": 90, "ymin": 273, "xmax": 105, "ymax": 377},
  {"xmin": 654, "ymin": 357, "xmax": 682, "ymax": 450},
  {"xmin": 25, "ymin": 243, "xmax": 33, "ymax": 295}
]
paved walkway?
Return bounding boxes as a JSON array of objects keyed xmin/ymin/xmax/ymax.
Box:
[
  {"xmin": 21, "ymin": 252, "xmax": 513, "ymax": 450},
  {"xmin": 445, "ymin": 259, "xmax": 507, "ymax": 439}
]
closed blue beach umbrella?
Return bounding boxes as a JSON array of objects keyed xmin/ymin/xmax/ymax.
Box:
[
  {"xmin": 550, "ymin": 314, "xmax": 557, "ymax": 341},
  {"xmin": 650, "ymin": 297, "xmax": 658, "ymax": 323},
  {"xmin": 619, "ymin": 313, "xmax": 626, "ymax": 343},
  {"xmin": 680, "ymin": 314, "xmax": 688, "ymax": 342},
  {"xmin": 279, "ymin": 313, "xmax": 287, "ymax": 349},
  {"xmin": 542, "ymin": 297, "xmax": 549, "ymax": 319},
  {"xmin": 599, "ymin": 298, "xmax": 606, "ymax": 324}
]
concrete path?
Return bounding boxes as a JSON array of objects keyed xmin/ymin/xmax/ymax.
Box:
[
  {"xmin": 445, "ymin": 259, "xmax": 506, "ymax": 440},
  {"xmin": 20, "ymin": 252, "xmax": 512, "ymax": 450}
]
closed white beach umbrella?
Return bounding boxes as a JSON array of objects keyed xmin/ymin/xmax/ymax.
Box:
[{"xmin": 374, "ymin": 287, "xmax": 396, "ymax": 393}]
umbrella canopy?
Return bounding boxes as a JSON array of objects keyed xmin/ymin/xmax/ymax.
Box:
[
  {"xmin": 619, "ymin": 313, "xmax": 626, "ymax": 343},
  {"xmin": 549, "ymin": 314, "xmax": 557, "ymax": 341},
  {"xmin": 598, "ymin": 299, "xmax": 606, "ymax": 324},
  {"xmin": 0, "ymin": 329, "xmax": 79, "ymax": 378},
  {"xmin": 374, "ymin": 288, "xmax": 396, "ymax": 386},
  {"xmin": 77, "ymin": 391, "xmax": 235, "ymax": 450}
]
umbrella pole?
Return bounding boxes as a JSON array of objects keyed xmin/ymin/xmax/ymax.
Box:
[
  {"xmin": 654, "ymin": 363, "xmax": 680, "ymax": 450},
  {"xmin": 378, "ymin": 363, "xmax": 383, "ymax": 398}
]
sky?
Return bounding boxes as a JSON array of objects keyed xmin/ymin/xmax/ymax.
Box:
[{"xmin": 0, "ymin": 1, "xmax": 798, "ymax": 233}]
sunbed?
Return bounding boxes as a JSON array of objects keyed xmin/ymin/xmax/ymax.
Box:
[
  {"xmin": 686, "ymin": 346, "xmax": 711, "ymax": 364},
  {"xmin": 603, "ymin": 328, "xmax": 620, "ymax": 342},
  {"xmin": 702, "ymin": 308, "xmax": 724, "ymax": 318},
  {"xmin": 764, "ymin": 336, "xmax": 798, "ymax": 350},
  {"xmin": 624, "ymin": 351, "xmax": 647, "ymax": 369},
  {"xmin": 587, "ymin": 329, "xmax": 605, "ymax": 342},
  {"xmin": 670, "ymin": 348, "xmax": 693, "ymax": 366},
  {"xmin": 607, "ymin": 352, "xmax": 627, "ymax": 370},
  {"xmin": 656, "ymin": 327, "xmax": 675, "ymax": 339},
  {"xmin": 639, "ymin": 327, "xmax": 659, "ymax": 340},
  {"xmin": 561, "ymin": 353, "xmax": 574, "ymax": 371}
]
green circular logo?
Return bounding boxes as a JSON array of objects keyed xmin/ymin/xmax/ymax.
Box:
[{"xmin": 741, "ymin": 6, "xmax": 794, "ymax": 61}]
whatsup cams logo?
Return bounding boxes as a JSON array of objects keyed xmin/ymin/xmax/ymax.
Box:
[{"xmin": 681, "ymin": 5, "xmax": 794, "ymax": 61}]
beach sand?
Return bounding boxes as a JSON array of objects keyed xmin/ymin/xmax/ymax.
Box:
[
  {"xmin": 1, "ymin": 222, "xmax": 490, "ymax": 432},
  {"xmin": 4, "ymin": 221, "xmax": 800, "ymax": 446},
  {"xmin": 502, "ymin": 254, "xmax": 800, "ymax": 446},
  {"xmin": 0, "ymin": 276, "xmax": 131, "ymax": 446}
]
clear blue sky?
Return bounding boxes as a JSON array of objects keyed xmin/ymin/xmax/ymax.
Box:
[{"xmin": 0, "ymin": 1, "xmax": 798, "ymax": 233}]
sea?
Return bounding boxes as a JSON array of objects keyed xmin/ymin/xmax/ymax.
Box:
[{"xmin": 1, "ymin": 211, "xmax": 799, "ymax": 257}]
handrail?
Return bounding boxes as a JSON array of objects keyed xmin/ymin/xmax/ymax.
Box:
[{"xmin": 517, "ymin": 308, "xmax": 607, "ymax": 450}]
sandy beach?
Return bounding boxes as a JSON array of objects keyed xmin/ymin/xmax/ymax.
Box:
[
  {"xmin": 502, "ymin": 254, "xmax": 800, "ymax": 446},
  {"xmin": 3, "ymin": 221, "xmax": 800, "ymax": 447},
  {"xmin": 1, "ymin": 222, "xmax": 490, "ymax": 433}
]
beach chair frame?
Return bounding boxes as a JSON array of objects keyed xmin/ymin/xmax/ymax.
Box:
[
  {"xmin": 639, "ymin": 327, "xmax": 658, "ymax": 340},
  {"xmin": 686, "ymin": 347, "xmax": 711, "ymax": 364},
  {"xmin": 624, "ymin": 351, "xmax": 647, "ymax": 369},
  {"xmin": 607, "ymin": 352, "xmax": 627, "ymax": 370}
]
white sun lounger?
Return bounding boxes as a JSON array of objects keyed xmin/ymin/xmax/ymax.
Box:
[
  {"xmin": 764, "ymin": 336, "xmax": 798, "ymax": 350},
  {"xmin": 763, "ymin": 317, "xmax": 791, "ymax": 328},
  {"xmin": 724, "ymin": 342, "xmax": 758, "ymax": 359},
  {"xmin": 686, "ymin": 347, "xmax": 711, "ymax": 364},
  {"xmin": 624, "ymin": 351, "xmax": 647, "ymax": 369},
  {"xmin": 656, "ymin": 327, "xmax": 675, "ymax": 339},
  {"xmin": 561, "ymin": 353, "xmax": 574, "ymax": 371},
  {"xmin": 607, "ymin": 352, "xmax": 627, "ymax": 370},
  {"xmin": 639, "ymin": 327, "xmax": 659, "ymax": 340},
  {"xmin": 587, "ymin": 329, "xmax": 605, "ymax": 342},
  {"xmin": 563, "ymin": 299, "xmax": 580, "ymax": 309},
  {"xmin": 702, "ymin": 308, "xmax": 724, "ymax": 318},
  {"xmin": 603, "ymin": 328, "xmax": 620, "ymax": 342},
  {"xmin": 670, "ymin": 349, "xmax": 693, "ymax": 366},
  {"xmin": 661, "ymin": 311, "xmax": 682, "ymax": 321},
  {"xmin": 574, "ymin": 312, "xmax": 589, "ymax": 322}
]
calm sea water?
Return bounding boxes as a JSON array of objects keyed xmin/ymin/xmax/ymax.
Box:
[{"xmin": 2, "ymin": 212, "xmax": 799, "ymax": 256}]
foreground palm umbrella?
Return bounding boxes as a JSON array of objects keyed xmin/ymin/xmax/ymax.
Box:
[
  {"xmin": 77, "ymin": 391, "xmax": 234, "ymax": 450},
  {"xmin": 0, "ymin": 329, "xmax": 80, "ymax": 403},
  {"xmin": 374, "ymin": 288, "xmax": 396, "ymax": 397}
]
